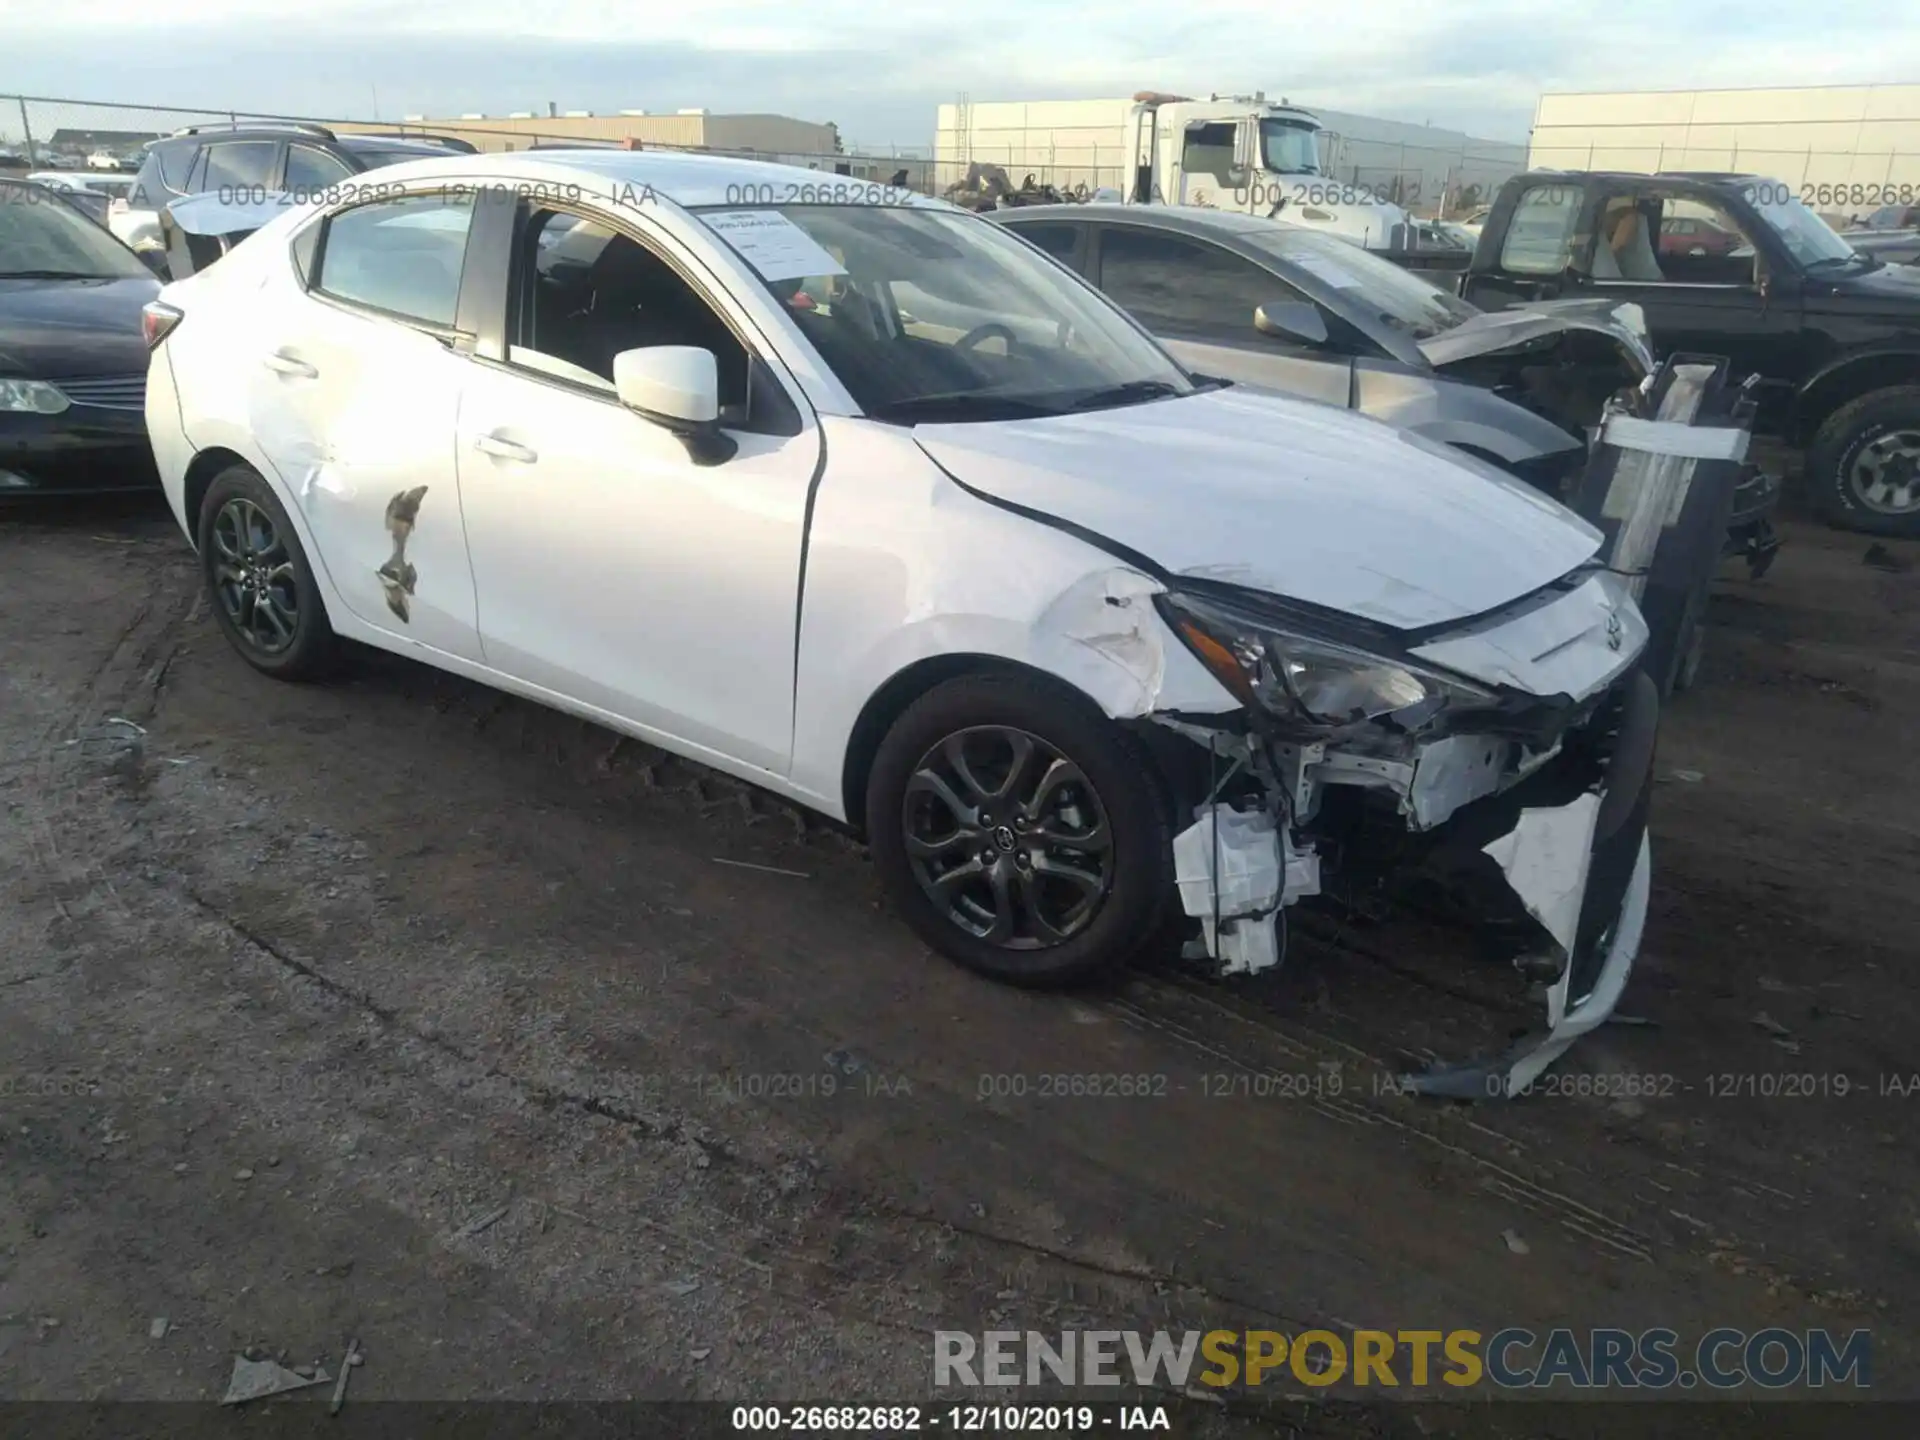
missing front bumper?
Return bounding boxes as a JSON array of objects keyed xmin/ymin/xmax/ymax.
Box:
[{"xmin": 1158, "ymin": 667, "xmax": 1660, "ymax": 1099}]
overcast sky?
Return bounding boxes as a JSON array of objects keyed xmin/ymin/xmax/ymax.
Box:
[{"xmin": 4, "ymin": 0, "xmax": 1917, "ymax": 149}]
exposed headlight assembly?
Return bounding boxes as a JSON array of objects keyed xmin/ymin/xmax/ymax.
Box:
[
  {"xmin": 0, "ymin": 379, "xmax": 71, "ymax": 415},
  {"xmin": 1157, "ymin": 589, "xmax": 1497, "ymax": 729}
]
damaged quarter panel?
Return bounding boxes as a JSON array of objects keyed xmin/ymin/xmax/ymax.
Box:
[
  {"xmin": 913, "ymin": 386, "xmax": 1603, "ymax": 630},
  {"xmin": 786, "ymin": 415, "xmax": 1235, "ymax": 817}
]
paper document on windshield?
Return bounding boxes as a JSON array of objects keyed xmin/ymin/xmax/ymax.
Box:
[
  {"xmin": 701, "ymin": 210, "xmax": 847, "ymax": 281},
  {"xmin": 1288, "ymin": 253, "xmax": 1362, "ymax": 290}
]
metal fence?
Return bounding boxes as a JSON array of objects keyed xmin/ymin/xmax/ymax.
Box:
[{"xmin": 0, "ymin": 94, "xmax": 939, "ymax": 193}]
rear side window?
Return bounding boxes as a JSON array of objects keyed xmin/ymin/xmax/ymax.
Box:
[
  {"xmin": 132, "ymin": 142, "xmax": 192, "ymax": 204},
  {"xmin": 286, "ymin": 145, "xmax": 354, "ymax": 191},
  {"xmin": 1096, "ymin": 226, "xmax": 1292, "ymax": 335},
  {"xmin": 1011, "ymin": 223, "xmax": 1081, "ymax": 266},
  {"xmin": 198, "ymin": 140, "xmax": 279, "ymax": 193},
  {"xmin": 1499, "ymin": 184, "xmax": 1582, "ymax": 275},
  {"xmin": 313, "ymin": 191, "xmax": 475, "ymax": 326}
]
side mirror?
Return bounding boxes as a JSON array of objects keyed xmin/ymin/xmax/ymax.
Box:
[
  {"xmin": 1253, "ymin": 300, "xmax": 1329, "ymax": 347},
  {"xmin": 612, "ymin": 345, "xmax": 737, "ymax": 467},
  {"xmin": 1231, "ymin": 122, "xmax": 1251, "ymax": 174}
]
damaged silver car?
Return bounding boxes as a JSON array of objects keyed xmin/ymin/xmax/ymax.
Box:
[{"xmin": 990, "ymin": 203, "xmax": 1655, "ymax": 497}]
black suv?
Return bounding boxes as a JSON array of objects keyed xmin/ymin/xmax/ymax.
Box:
[{"xmin": 124, "ymin": 121, "xmax": 477, "ymax": 249}]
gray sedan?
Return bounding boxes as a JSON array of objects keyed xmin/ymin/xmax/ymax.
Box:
[{"xmin": 990, "ymin": 204, "xmax": 1656, "ymax": 494}]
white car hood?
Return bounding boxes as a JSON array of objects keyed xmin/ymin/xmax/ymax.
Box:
[{"xmin": 914, "ymin": 386, "xmax": 1602, "ymax": 630}]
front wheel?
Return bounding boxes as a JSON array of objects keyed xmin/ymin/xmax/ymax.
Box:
[
  {"xmin": 1807, "ymin": 385, "xmax": 1920, "ymax": 538},
  {"xmin": 865, "ymin": 672, "xmax": 1173, "ymax": 986}
]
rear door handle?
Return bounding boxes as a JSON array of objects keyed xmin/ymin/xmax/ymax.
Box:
[
  {"xmin": 474, "ymin": 433, "xmax": 537, "ymax": 463},
  {"xmin": 263, "ymin": 351, "xmax": 318, "ymax": 378}
]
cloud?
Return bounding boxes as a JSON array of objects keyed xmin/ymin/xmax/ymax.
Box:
[{"xmin": 4, "ymin": 0, "xmax": 1918, "ymax": 147}]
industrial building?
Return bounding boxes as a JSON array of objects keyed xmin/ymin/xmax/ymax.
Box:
[
  {"xmin": 1529, "ymin": 83, "xmax": 1920, "ymax": 204},
  {"xmin": 336, "ymin": 110, "xmax": 839, "ymax": 160},
  {"xmin": 330, "ymin": 110, "xmax": 939, "ymax": 189}
]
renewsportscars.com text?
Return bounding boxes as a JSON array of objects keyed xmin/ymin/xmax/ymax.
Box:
[{"xmin": 934, "ymin": 1327, "xmax": 1871, "ymax": 1392}]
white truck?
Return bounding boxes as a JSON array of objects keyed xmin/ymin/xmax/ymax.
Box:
[{"xmin": 935, "ymin": 92, "xmax": 1428, "ymax": 250}]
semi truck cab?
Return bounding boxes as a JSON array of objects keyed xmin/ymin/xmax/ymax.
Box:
[{"xmin": 1122, "ymin": 92, "xmax": 1418, "ymax": 249}]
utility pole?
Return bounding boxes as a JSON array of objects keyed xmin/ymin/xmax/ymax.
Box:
[{"xmin": 17, "ymin": 97, "xmax": 37, "ymax": 167}]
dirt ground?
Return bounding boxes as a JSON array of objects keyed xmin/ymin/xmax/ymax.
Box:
[{"xmin": 2, "ymin": 491, "xmax": 1916, "ymax": 1436}]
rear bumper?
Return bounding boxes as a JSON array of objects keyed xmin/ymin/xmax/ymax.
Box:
[{"xmin": 0, "ymin": 407, "xmax": 157, "ymax": 495}]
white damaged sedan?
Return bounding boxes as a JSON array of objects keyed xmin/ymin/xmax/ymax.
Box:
[{"xmin": 141, "ymin": 151, "xmax": 1656, "ymax": 1096}]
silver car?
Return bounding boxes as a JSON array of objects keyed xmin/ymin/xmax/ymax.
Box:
[{"xmin": 991, "ymin": 204, "xmax": 1655, "ymax": 495}]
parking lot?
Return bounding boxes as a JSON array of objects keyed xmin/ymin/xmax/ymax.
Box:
[{"xmin": 3, "ymin": 486, "xmax": 1915, "ymax": 1423}]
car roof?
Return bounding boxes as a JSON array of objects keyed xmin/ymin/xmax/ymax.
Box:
[
  {"xmin": 345, "ymin": 149, "xmax": 952, "ymax": 211},
  {"xmin": 990, "ymin": 202, "xmax": 1272, "ymax": 237},
  {"xmin": 336, "ymin": 135, "xmax": 470, "ymax": 156},
  {"xmin": 1512, "ymin": 168, "xmax": 1769, "ymax": 187}
]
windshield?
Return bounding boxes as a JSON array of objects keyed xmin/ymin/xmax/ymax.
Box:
[
  {"xmin": 0, "ymin": 182, "xmax": 150, "ymax": 279},
  {"xmin": 697, "ymin": 204, "xmax": 1195, "ymax": 421},
  {"xmin": 1747, "ymin": 191, "xmax": 1861, "ymax": 267},
  {"xmin": 1241, "ymin": 226, "xmax": 1479, "ymax": 339},
  {"xmin": 1260, "ymin": 119, "xmax": 1323, "ymax": 177}
]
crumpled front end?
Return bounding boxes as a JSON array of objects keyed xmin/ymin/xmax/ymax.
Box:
[{"xmin": 1148, "ymin": 565, "xmax": 1658, "ymax": 1098}]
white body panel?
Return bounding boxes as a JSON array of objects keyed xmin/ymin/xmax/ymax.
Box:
[
  {"xmin": 915, "ymin": 387, "xmax": 1601, "ymax": 630},
  {"xmin": 453, "ymin": 358, "xmax": 819, "ymax": 773}
]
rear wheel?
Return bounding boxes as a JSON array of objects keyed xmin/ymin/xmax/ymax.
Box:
[
  {"xmin": 196, "ymin": 464, "xmax": 338, "ymax": 680},
  {"xmin": 1807, "ymin": 385, "xmax": 1920, "ymax": 538},
  {"xmin": 866, "ymin": 672, "xmax": 1173, "ymax": 986}
]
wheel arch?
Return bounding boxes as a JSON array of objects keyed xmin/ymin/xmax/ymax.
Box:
[
  {"xmin": 182, "ymin": 446, "xmax": 253, "ymax": 552},
  {"xmin": 839, "ymin": 653, "xmax": 1115, "ymax": 841},
  {"xmin": 1790, "ymin": 349, "xmax": 1920, "ymax": 445}
]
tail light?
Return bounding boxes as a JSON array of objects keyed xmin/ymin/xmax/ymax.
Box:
[{"xmin": 141, "ymin": 301, "xmax": 183, "ymax": 349}]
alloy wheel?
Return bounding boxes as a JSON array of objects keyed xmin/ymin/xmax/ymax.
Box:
[
  {"xmin": 210, "ymin": 496, "xmax": 299, "ymax": 654},
  {"xmin": 901, "ymin": 726, "xmax": 1115, "ymax": 949},
  {"xmin": 1848, "ymin": 428, "xmax": 1920, "ymax": 515}
]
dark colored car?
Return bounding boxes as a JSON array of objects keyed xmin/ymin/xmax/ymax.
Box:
[
  {"xmin": 1434, "ymin": 170, "xmax": 1920, "ymax": 538},
  {"xmin": 0, "ymin": 177, "xmax": 161, "ymax": 496},
  {"xmin": 120, "ymin": 121, "xmax": 479, "ymax": 254}
]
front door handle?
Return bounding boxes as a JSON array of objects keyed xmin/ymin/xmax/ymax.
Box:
[
  {"xmin": 263, "ymin": 351, "xmax": 318, "ymax": 378},
  {"xmin": 474, "ymin": 433, "xmax": 537, "ymax": 463}
]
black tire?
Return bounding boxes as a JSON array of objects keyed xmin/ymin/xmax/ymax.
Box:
[
  {"xmin": 866, "ymin": 671, "xmax": 1174, "ymax": 987},
  {"xmin": 196, "ymin": 463, "xmax": 339, "ymax": 680},
  {"xmin": 1806, "ymin": 384, "xmax": 1920, "ymax": 539}
]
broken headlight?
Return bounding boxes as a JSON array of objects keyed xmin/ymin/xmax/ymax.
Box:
[{"xmin": 1157, "ymin": 589, "xmax": 1497, "ymax": 728}]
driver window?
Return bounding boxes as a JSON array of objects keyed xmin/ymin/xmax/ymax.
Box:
[
  {"xmin": 507, "ymin": 206, "xmax": 796, "ymax": 433},
  {"xmin": 1653, "ymin": 197, "xmax": 1758, "ymax": 284},
  {"xmin": 1592, "ymin": 194, "xmax": 1756, "ymax": 285},
  {"xmin": 1098, "ymin": 227, "xmax": 1308, "ymax": 339},
  {"xmin": 1181, "ymin": 123, "xmax": 1243, "ymax": 188}
]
